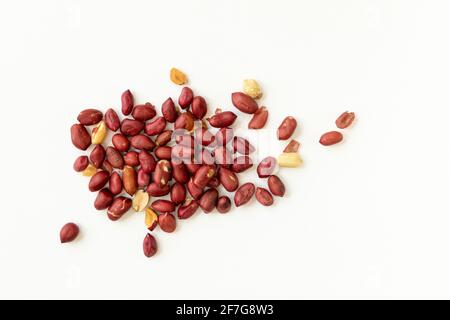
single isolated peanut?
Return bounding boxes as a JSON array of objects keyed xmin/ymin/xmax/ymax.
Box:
[
  {"xmin": 231, "ymin": 92, "xmax": 258, "ymax": 114},
  {"xmin": 278, "ymin": 152, "xmax": 302, "ymax": 168},
  {"xmin": 145, "ymin": 208, "xmax": 158, "ymax": 231},
  {"xmin": 170, "ymin": 67, "xmax": 188, "ymax": 85},
  {"xmin": 319, "ymin": 131, "xmax": 343, "ymax": 146},
  {"xmin": 248, "ymin": 106, "xmax": 268, "ymax": 129},
  {"xmin": 132, "ymin": 189, "xmax": 149, "ymax": 212},
  {"xmin": 91, "ymin": 121, "xmax": 107, "ymax": 145},
  {"xmin": 335, "ymin": 111, "xmax": 355, "ymax": 129},
  {"xmin": 143, "ymin": 233, "xmax": 158, "ymax": 258},
  {"xmin": 277, "ymin": 116, "xmax": 297, "ymax": 140},
  {"xmin": 77, "ymin": 109, "xmax": 103, "ymax": 126},
  {"xmin": 121, "ymin": 89, "xmax": 134, "ymax": 116},
  {"xmin": 243, "ymin": 79, "xmax": 262, "ymax": 99},
  {"xmin": 60, "ymin": 223, "xmax": 79, "ymax": 243}
]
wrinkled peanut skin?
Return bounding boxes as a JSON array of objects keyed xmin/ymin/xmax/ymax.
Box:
[
  {"xmin": 77, "ymin": 109, "xmax": 103, "ymax": 126},
  {"xmin": 216, "ymin": 196, "xmax": 231, "ymax": 213},
  {"xmin": 335, "ymin": 111, "xmax": 355, "ymax": 129},
  {"xmin": 255, "ymin": 187, "xmax": 274, "ymax": 206},
  {"xmin": 178, "ymin": 200, "xmax": 199, "ymax": 219},
  {"xmin": 268, "ymin": 175, "xmax": 285, "ymax": 197},
  {"xmin": 143, "ymin": 233, "xmax": 158, "ymax": 257},
  {"xmin": 277, "ymin": 116, "xmax": 297, "ymax": 140},
  {"xmin": 234, "ymin": 183, "xmax": 255, "ymax": 207},
  {"xmin": 208, "ymin": 111, "xmax": 237, "ymax": 128},
  {"xmin": 319, "ymin": 131, "xmax": 343, "ymax": 146},
  {"xmin": 231, "ymin": 92, "xmax": 258, "ymax": 114},
  {"xmin": 104, "ymin": 108, "xmax": 120, "ymax": 131},
  {"xmin": 121, "ymin": 90, "xmax": 134, "ymax": 116}
]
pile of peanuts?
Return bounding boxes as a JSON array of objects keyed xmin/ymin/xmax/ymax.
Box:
[{"xmin": 60, "ymin": 68, "xmax": 354, "ymax": 257}]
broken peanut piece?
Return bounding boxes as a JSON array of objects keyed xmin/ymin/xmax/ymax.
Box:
[
  {"xmin": 145, "ymin": 208, "xmax": 158, "ymax": 231},
  {"xmin": 132, "ymin": 190, "xmax": 150, "ymax": 212},
  {"xmin": 81, "ymin": 164, "xmax": 97, "ymax": 177},
  {"xmin": 170, "ymin": 68, "xmax": 188, "ymax": 85},
  {"xmin": 243, "ymin": 79, "xmax": 262, "ymax": 99},
  {"xmin": 278, "ymin": 152, "xmax": 302, "ymax": 168}
]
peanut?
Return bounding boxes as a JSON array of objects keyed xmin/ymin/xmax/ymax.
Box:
[
  {"xmin": 132, "ymin": 189, "xmax": 150, "ymax": 212},
  {"xmin": 145, "ymin": 208, "xmax": 158, "ymax": 231},
  {"xmin": 243, "ymin": 79, "xmax": 262, "ymax": 99},
  {"xmin": 170, "ymin": 68, "xmax": 188, "ymax": 85},
  {"xmin": 278, "ymin": 152, "xmax": 302, "ymax": 168}
]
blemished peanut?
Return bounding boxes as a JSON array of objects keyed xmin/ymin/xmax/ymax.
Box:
[
  {"xmin": 243, "ymin": 79, "xmax": 262, "ymax": 99},
  {"xmin": 278, "ymin": 152, "xmax": 302, "ymax": 168},
  {"xmin": 82, "ymin": 164, "xmax": 97, "ymax": 177},
  {"xmin": 132, "ymin": 190, "xmax": 150, "ymax": 212},
  {"xmin": 91, "ymin": 121, "xmax": 107, "ymax": 144},
  {"xmin": 170, "ymin": 68, "xmax": 188, "ymax": 85}
]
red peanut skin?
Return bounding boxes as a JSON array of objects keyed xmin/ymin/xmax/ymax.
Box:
[
  {"xmin": 215, "ymin": 127, "xmax": 234, "ymax": 146},
  {"xmin": 283, "ymin": 140, "xmax": 300, "ymax": 153},
  {"xmin": 123, "ymin": 166, "xmax": 137, "ymax": 196},
  {"xmin": 216, "ymin": 196, "xmax": 231, "ymax": 214},
  {"xmin": 143, "ymin": 233, "xmax": 158, "ymax": 257},
  {"xmin": 109, "ymin": 172, "xmax": 123, "ymax": 195},
  {"xmin": 90, "ymin": 144, "xmax": 106, "ymax": 168},
  {"xmin": 255, "ymin": 187, "xmax": 274, "ymax": 206},
  {"xmin": 124, "ymin": 151, "xmax": 140, "ymax": 167},
  {"xmin": 158, "ymin": 213, "xmax": 177, "ymax": 233},
  {"xmin": 174, "ymin": 112, "xmax": 194, "ymax": 131},
  {"xmin": 137, "ymin": 169, "xmax": 150, "ymax": 188},
  {"xmin": 194, "ymin": 128, "xmax": 215, "ymax": 146},
  {"xmin": 132, "ymin": 103, "xmax": 156, "ymax": 122},
  {"xmin": 121, "ymin": 89, "xmax": 134, "ymax": 116},
  {"xmin": 105, "ymin": 108, "xmax": 120, "ymax": 131},
  {"xmin": 208, "ymin": 111, "xmax": 237, "ymax": 128},
  {"xmin": 102, "ymin": 160, "xmax": 113, "ymax": 174},
  {"xmin": 191, "ymin": 96, "xmax": 207, "ymax": 119},
  {"xmin": 170, "ymin": 182, "xmax": 186, "ymax": 205},
  {"xmin": 112, "ymin": 134, "xmax": 130, "ymax": 152},
  {"xmin": 89, "ymin": 171, "xmax": 110, "ymax": 192},
  {"xmin": 187, "ymin": 178, "xmax": 204, "ymax": 200},
  {"xmin": 257, "ymin": 156, "xmax": 277, "ymax": 178},
  {"xmin": 171, "ymin": 144, "xmax": 193, "ymax": 163},
  {"xmin": 171, "ymin": 161, "xmax": 190, "ymax": 184},
  {"xmin": 151, "ymin": 200, "xmax": 175, "ymax": 213},
  {"xmin": 233, "ymin": 136, "xmax": 255, "ymax": 155},
  {"xmin": 248, "ymin": 106, "xmax": 268, "ymax": 129},
  {"xmin": 145, "ymin": 117, "xmax": 167, "ymax": 136},
  {"xmin": 60, "ymin": 223, "xmax": 79, "ymax": 243},
  {"xmin": 207, "ymin": 177, "xmax": 220, "ymax": 188},
  {"xmin": 199, "ymin": 188, "xmax": 219, "ymax": 213},
  {"xmin": 231, "ymin": 92, "xmax": 258, "ymax": 114},
  {"xmin": 106, "ymin": 147, "xmax": 124, "ymax": 169},
  {"xmin": 155, "ymin": 130, "xmax": 173, "ymax": 146},
  {"xmin": 155, "ymin": 146, "xmax": 172, "ymax": 160},
  {"xmin": 146, "ymin": 182, "xmax": 170, "ymax": 197},
  {"xmin": 277, "ymin": 116, "xmax": 297, "ymax": 140},
  {"xmin": 178, "ymin": 87, "xmax": 194, "ymax": 109},
  {"xmin": 219, "ymin": 167, "xmax": 239, "ymax": 192},
  {"xmin": 234, "ymin": 183, "xmax": 255, "ymax": 207},
  {"xmin": 175, "ymin": 133, "xmax": 195, "ymax": 148},
  {"xmin": 196, "ymin": 148, "xmax": 215, "ymax": 165},
  {"xmin": 153, "ymin": 160, "xmax": 172, "ymax": 188},
  {"xmin": 231, "ymin": 156, "xmax": 253, "ymax": 173},
  {"xmin": 161, "ymin": 97, "xmax": 177, "ymax": 123},
  {"xmin": 214, "ymin": 146, "xmax": 233, "ymax": 166},
  {"xmin": 73, "ymin": 156, "xmax": 89, "ymax": 172},
  {"xmin": 107, "ymin": 197, "xmax": 132, "ymax": 221},
  {"xmin": 178, "ymin": 200, "xmax": 199, "ymax": 219},
  {"xmin": 335, "ymin": 111, "xmax": 355, "ymax": 129},
  {"xmin": 121, "ymin": 119, "xmax": 144, "ymax": 136},
  {"xmin": 319, "ymin": 131, "xmax": 343, "ymax": 146},
  {"xmin": 185, "ymin": 163, "xmax": 201, "ymax": 175},
  {"xmin": 77, "ymin": 109, "xmax": 103, "ymax": 126},
  {"xmin": 71, "ymin": 124, "xmax": 91, "ymax": 150},
  {"xmin": 138, "ymin": 151, "xmax": 156, "ymax": 173},
  {"xmin": 94, "ymin": 189, "xmax": 114, "ymax": 210},
  {"xmin": 268, "ymin": 175, "xmax": 285, "ymax": 197},
  {"xmin": 193, "ymin": 165, "xmax": 216, "ymax": 189},
  {"xmin": 130, "ymin": 134, "xmax": 156, "ymax": 151}
]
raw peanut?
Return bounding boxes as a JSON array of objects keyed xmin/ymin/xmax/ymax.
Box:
[
  {"xmin": 257, "ymin": 156, "xmax": 277, "ymax": 178},
  {"xmin": 155, "ymin": 130, "xmax": 173, "ymax": 146},
  {"xmin": 174, "ymin": 112, "xmax": 194, "ymax": 131},
  {"xmin": 158, "ymin": 213, "xmax": 176, "ymax": 233},
  {"xmin": 60, "ymin": 223, "xmax": 79, "ymax": 243},
  {"xmin": 319, "ymin": 131, "xmax": 343, "ymax": 146},
  {"xmin": 73, "ymin": 156, "xmax": 89, "ymax": 172},
  {"xmin": 199, "ymin": 188, "xmax": 218, "ymax": 213},
  {"xmin": 178, "ymin": 87, "xmax": 194, "ymax": 109},
  {"xmin": 138, "ymin": 151, "xmax": 156, "ymax": 173},
  {"xmin": 283, "ymin": 140, "xmax": 300, "ymax": 153},
  {"xmin": 216, "ymin": 196, "xmax": 231, "ymax": 214},
  {"xmin": 215, "ymin": 127, "xmax": 234, "ymax": 146},
  {"xmin": 207, "ymin": 177, "xmax": 220, "ymax": 188},
  {"xmin": 144, "ymin": 117, "xmax": 166, "ymax": 136},
  {"xmin": 170, "ymin": 182, "xmax": 186, "ymax": 205},
  {"xmin": 185, "ymin": 163, "xmax": 201, "ymax": 175},
  {"xmin": 112, "ymin": 133, "xmax": 130, "ymax": 152},
  {"xmin": 90, "ymin": 145, "xmax": 106, "ymax": 168},
  {"xmin": 151, "ymin": 199, "xmax": 175, "ymax": 213},
  {"xmin": 120, "ymin": 119, "xmax": 144, "ymax": 136},
  {"xmin": 194, "ymin": 128, "xmax": 215, "ymax": 146},
  {"xmin": 121, "ymin": 89, "xmax": 134, "ymax": 116},
  {"xmin": 145, "ymin": 208, "xmax": 158, "ymax": 231},
  {"xmin": 335, "ymin": 111, "xmax": 355, "ymax": 129},
  {"xmin": 219, "ymin": 167, "xmax": 239, "ymax": 192},
  {"xmin": 193, "ymin": 165, "xmax": 216, "ymax": 189},
  {"xmin": 125, "ymin": 151, "xmax": 140, "ymax": 167},
  {"xmin": 277, "ymin": 116, "xmax": 297, "ymax": 140},
  {"xmin": 161, "ymin": 98, "xmax": 178, "ymax": 123},
  {"xmin": 71, "ymin": 124, "xmax": 91, "ymax": 150},
  {"xmin": 106, "ymin": 146, "xmax": 124, "ymax": 169},
  {"xmin": 170, "ymin": 67, "xmax": 187, "ymax": 85},
  {"xmin": 109, "ymin": 172, "xmax": 123, "ymax": 195},
  {"xmin": 233, "ymin": 136, "xmax": 255, "ymax": 155},
  {"xmin": 278, "ymin": 152, "xmax": 302, "ymax": 167},
  {"xmin": 196, "ymin": 148, "xmax": 215, "ymax": 165},
  {"xmin": 91, "ymin": 121, "xmax": 107, "ymax": 145},
  {"xmin": 94, "ymin": 188, "xmax": 114, "ymax": 210},
  {"xmin": 89, "ymin": 171, "xmax": 110, "ymax": 192},
  {"xmin": 248, "ymin": 106, "xmax": 268, "ymax": 129},
  {"xmin": 243, "ymin": 79, "xmax": 262, "ymax": 99},
  {"xmin": 234, "ymin": 182, "xmax": 255, "ymax": 207},
  {"xmin": 268, "ymin": 175, "xmax": 285, "ymax": 197},
  {"xmin": 143, "ymin": 233, "xmax": 158, "ymax": 258},
  {"xmin": 231, "ymin": 92, "xmax": 258, "ymax": 114},
  {"xmin": 130, "ymin": 134, "xmax": 156, "ymax": 151},
  {"xmin": 171, "ymin": 161, "xmax": 189, "ymax": 184},
  {"xmin": 153, "ymin": 160, "xmax": 172, "ymax": 188},
  {"xmin": 146, "ymin": 182, "xmax": 170, "ymax": 197},
  {"xmin": 104, "ymin": 108, "xmax": 120, "ymax": 131},
  {"xmin": 137, "ymin": 169, "xmax": 150, "ymax": 188},
  {"xmin": 231, "ymin": 156, "xmax": 253, "ymax": 173},
  {"xmin": 82, "ymin": 164, "xmax": 97, "ymax": 177},
  {"xmin": 132, "ymin": 103, "xmax": 156, "ymax": 122},
  {"xmin": 175, "ymin": 132, "xmax": 195, "ymax": 148},
  {"xmin": 123, "ymin": 166, "xmax": 137, "ymax": 196},
  {"xmin": 177, "ymin": 199, "xmax": 199, "ymax": 219},
  {"xmin": 102, "ymin": 160, "xmax": 113, "ymax": 174},
  {"xmin": 191, "ymin": 96, "xmax": 207, "ymax": 119},
  {"xmin": 171, "ymin": 144, "xmax": 193, "ymax": 162},
  {"xmin": 187, "ymin": 178, "xmax": 204, "ymax": 200},
  {"xmin": 132, "ymin": 189, "xmax": 149, "ymax": 212},
  {"xmin": 208, "ymin": 111, "xmax": 237, "ymax": 128},
  {"xmin": 77, "ymin": 109, "xmax": 103, "ymax": 126},
  {"xmin": 255, "ymin": 187, "xmax": 274, "ymax": 206},
  {"xmin": 155, "ymin": 146, "xmax": 172, "ymax": 160},
  {"xmin": 213, "ymin": 146, "xmax": 233, "ymax": 166},
  {"xmin": 107, "ymin": 197, "xmax": 132, "ymax": 221}
]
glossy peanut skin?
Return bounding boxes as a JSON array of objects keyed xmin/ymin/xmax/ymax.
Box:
[
  {"xmin": 161, "ymin": 98, "xmax": 177, "ymax": 123},
  {"xmin": 231, "ymin": 92, "xmax": 258, "ymax": 114},
  {"xmin": 178, "ymin": 87, "xmax": 194, "ymax": 109},
  {"xmin": 137, "ymin": 169, "xmax": 150, "ymax": 188},
  {"xmin": 155, "ymin": 146, "xmax": 172, "ymax": 160},
  {"xmin": 73, "ymin": 156, "xmax": 89, "ymax": 172},
  {"xmin": 112, "ymin": 134, "xmax": 130, "ymax": 152},
  {"xmin": 199, "ymin": 188, "xmax": 218, "ymax": 213},
  {"xmin": 121, "ymin": 89, "xmax": 134, "ymax": 116},
  {"xmin": 191, "ymin": 96, "xmax": 207, "ymax": 119},
  {"xmin": 277, "ymin": 116, "xmax": 297, "ymax": 140},
  {"xmin": 121, "ymin": 119, "xmax": 144, "ymax": 136},
  {"xmin": 153, "ymin": 160, "xmax": 172, "ymax": 188},
  {"xmin": 105, "ymin": 108, "xmax": 120, "ymax": 131},
  {"xmin": 151, "ymin": 200, "xmax": 175, "ymax": 213},
  {"xmin": 178, "ymin": 200, "xmax": 199, "ymax": 219},
  {"xmin": 94, "ymin": 189, "xmax": 114, "ymax": 210},
  {"xmin": 90, "ymin": 144, "xmax": 106, "ymax": 168},
  {"xmin": 145, "ymin": 117, "xmax": 166, "ymax": 136},
  {"xmin": 208, "ymin": 111, "xmax": 237, "ymax": 128},
  {"xmin": 219, "ymin": 167, "xmax": 239, "ymax": 192},
  {"xmin": 138, "ymin": 151, "xmax": 156, "ymax": 173},
  {"xmin": 123, "ymin": 166, "xmax": 138, "ymax": 196},
  {"xmin": 255, "ymin": 187, "xmax": 274, "ymax": 206},
  {"xmin": 71, "ymin": 124, "xmax": 91, "ymax": 150},
  {"xmin": 60, "ymin": 223, "xmax": 79, "ymax": 243},
  {"xmin": 146, "ymin": 182, "xmax": 170, "ymax": 197},
  {"xmin": 107, "ymin": 197, "xmax": 132, "ymax": 221},
  {"xmin": 109, "ymin": 172, "xmax": 123, "ymax": 195},
  {"xmin": 77, "ymin": 109, "xmax": 103, "ymax": 126},
  {"xmin": 143, "ymin": 233, "xmax": 158, "ymax": 257},
  {"xmin": 248, "ymin": 106, "xmax": 268, "ymax": 129},
  {"xmin": 124, "ymin": 151, "xmax": 139, "ymax": 167},
  {"xmin": 130, "ymin": 134, "xmax": 155, "ymax": 151},
  {"xmin": 170, "ymin": 182, "xmax": 186, "ymax": 205},
  {"xmin": 268, "ymin": 175, "xmax": 285, "ymax": 197},
  {"xmin": 234, "ymin": 183, "xmax": 255, "ymax": 207},
  {"xmin": 155, "ymin": 130, "xmax": 173, "ymax": 146},
  {"xmin": 89, "ymin": 171, "xmax": 110, "ymax": 192},
  {"xmin": 193, "ymin": 165, "xmax": 216, "ymax": 189},
  {"xmin": 187, "ymin": 178, "xmax": 204, "ymax": 200},
  {"xmin": 216, "ymin": 196, "xmax": 231, "ymax": 213},
  {"xmin": 158, "ymin": 213, "xmax": 176, "ymax": 233},
  {"xmin": 319, "ymin": 131, "xmax": 343, "ymax": 146},
  {"xmin": 132, "ymin": 103, "xmax": 156, "ymax": 122}
]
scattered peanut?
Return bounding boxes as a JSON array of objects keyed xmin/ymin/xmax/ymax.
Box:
[
  {"xmin": 278, "ymin": 152, "xmax": 302, "ymax": 168},
  {"xmin": 170, "ymin": 68, "xmax": 188, "ymax": 85}
]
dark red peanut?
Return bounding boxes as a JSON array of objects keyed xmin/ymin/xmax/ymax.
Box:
[
  {"xmin": 70, "ymin": 124, "xmax": 91, "ymax": 150},
  {"xmin": 90, "ymin": 144, "xmax": 106, "ymax": 168},
  {"xmin": 231, "ymin": 156, "xmax": 253, "ymax": 173},
  {"xmin": 77, "ymin": 109, "xmax": 103, "ymax": 126},
  {"xmin": 158, "ymin": 213, "xmax": 177, "ymax": 233},
  {"xmin": 231, "ymin": 92, "xmax": 258, "ymax": 114},
  {"xmin": 89, "ymin": 171, "xmax": 110, "ymax": 192},
  {"xmin": 234, "ymin": 182, "xmax": 255, "ymax": 207},
  {"xmin": 193, "ymin": 165, "xmax": 216, "ymax": 189},
  {"xmin": 107, "ymin": 197, "xmax": 132, "ymax": 221},
  {"xmin": 138, "ymin": 151, "xmax": 156, "ymax": 173},
  {"xmin": 132, "ymin": 103, "xmax": 156, "ymax": 122},
  {"xmin": 178, "ymin": 200, "xmax": 199, "ymax": 219},
  {"xmin": 60, "ymin": 223, "xmax": 79, "ymax": 243},
  {"xmin": 187, "ymin": 178, "xmax": 204, "ymax": 200},
  {"xmin": 155, "ymin": 130, "xmax": 173, "ymax": 146},
  {"xmin": 248, "ymin": 106, "xmax": 268, "ymax": 129},
  {"xmin": 199, "ymin": 188, "xmax": 218, "ymax": 213},
  {"xmin": 319, "ymin": 131, "xmax": 343, "ymax": 146},
  {"xmin": 268, "ymin": 175, "xmax": 285, "ymax": 197},
  {"xmin": 215, "ymin": 127, "xmax": 234, "ymax": 146},
  {"xmin": 191, "ymin": 96, "xmax": 207, "ymax": 119},
  {"xmin": 233, "ymin": 136, "xmax": 255, "ymax": 155},
  {"xmin": 143, "ymin": 233, "xmax": 158, "ymax": 257},
  {"xmin": 194, "ymin": 128, "xmax": 215, "ymax": 146},
  {"xmin": 137, "ymin": 169, "xmax": 150, "ymax": 188},
  {"xmin": 130, "ymin": 134, "xmax": 155, "ymax": 151},
  {"xmin": 106, "ymin": 147, "xmax": 124, "ymax": 169},
  {"xmin": 257, "ymin": 156, "xmax": 277, "ymax": 178},
  {"xmin": 170, "ymin": 182, "xmax": 186, "ymax": 205},
  {"xmin": 104, "ymin": 108, "xmax": 120, "ymax": 131},
  {"xmin": 146, "ymin": 182, "xmax": 170, "ymax": 197},
  {"xmin": 219, "ymin": 167, "xmax": 239, "ymax": 192},
  {"xmin": 178, "ymin": 87, "xmax": 194, "ymax": 109},
  {"xmin": 73, "ymin": 156, "xmax": 89, "ymax": 172},
  {"xmin": 171, "ymin": 144, "xmax": 193, "ymax": 163},
  {"xmin": 123, "ymin": 166, "xmax": 137, "ymax": 196},
  {"xmin": 277, "ymin": 116, "xmax": 297, "ymax": 140},
  {"xmin": 335, "ymin": 111, "xmax": 355, "ymax": 129},
  {"xmin": 208, "ymin": 111, "xmax": 237, "ymax": 128},
  {"xmin": 171, "ymin": 161, "xmax": 189, "ymax": 184},
  {"xmin": 144, "ymin": 117, "xmax": 166, "ymax": 136},
  {"xmin": 214, "ymin": 146, "xmax": 233, "ymax": 166},
  {"xmin": 121, "ymin": 89, "xmax": 134, "ymax": 116},
  {"xmin": 154, "ymin": 160, "xmax": 172, "ymax": 188},
  {"xmin": 185, "ymin": 163, "xmax": 201, "ymax": 175},
  {"xmin": 125, "ymin": 151, "xmax": 140, "ymax": 167},
  {"xmin": 216, "ymin": 196, "xmax": 231, "ymax": 214},
  {"xmin": 102, "ymin": 160, "xmax": 113, "ymax": 174},
  {"xmin": 151, "ymin": 200, "xmax": 175, "ymax": 213},
  {"xmin": 109, "ymin": 172, "xmax": 123, "ymax": 195},
  {"xmin": 255, "ymin": 187, "xmax": 274, "ymax": 206},
  {"xmin": 174, "ymin": 112, "xmax": 194, "ymax": 131},
  {"xmin": 121, "ymin": 119, "xmax": 144, "ymax": 136},
  {"xmin": 283, "ymin": 140, "xmax": 300, "ymax": 153},
  {"xmin": 207, "ymin": 177, "xmax": 220, "ymax": 188},
  {"xmin": 161, "ymin": 97, "xmax": 177, "ymax": 123},
  {"xmin": 94, "ymin": 189, "xmax": 114, "ymax": 210},
  {"xmin": 155, "ymin": 146, "xmax": 172, "ymax": 160},
  {"xmin": 112, "ymin": 134, "xmax": 130, "ymax": 152}
]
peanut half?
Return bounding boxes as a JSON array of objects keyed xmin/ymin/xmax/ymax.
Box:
[
  {"xmin": 145, "ymin": 208, "xmax": 158, "ymax": 231},
  {"xmin": 170, "ymin": 68, "xmax": 188, "ymax": 85},
  {"xmin": 82, "ymin": 164, "xmax": 97, "ymax": 177},
  {"xmin": 132, "ymin": 189, "xmax": 150, "ymax": 212},
  {"xmin": 243, "ymin": 79, "xmax": 262, "ymax": 99},
  {"xmin": 91, "ymin": 121, "xmax": 107, "ymax": 145},
  {"xmin": 278, "ymin": 152, "xmax": 302, "ymax": 168}
]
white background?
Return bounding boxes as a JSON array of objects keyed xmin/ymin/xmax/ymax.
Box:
[{"xmin": 1, "ymin": 0, "xmax": 450, "ymax": 299}]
